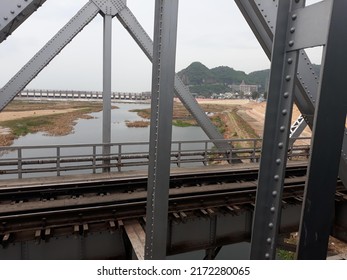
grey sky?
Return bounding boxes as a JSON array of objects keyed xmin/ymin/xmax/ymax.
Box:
[{"xmin": 0, "ymin": 0, "xmax": 322, "ymax": 92}]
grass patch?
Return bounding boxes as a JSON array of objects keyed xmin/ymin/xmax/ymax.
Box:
[
  {"xmin": 277, "ymin": 249, "xmax": 295, "ymax": 260},
  {"xmin": 172, "ymin": 120, "xmax": 194, "ymax": 127},
  {"xmin": 0, "ymin": 100, "xmax": 108, "ymax": 146},
  {"xmin": 211, "ymin": 115, "xmax": 226, "ymax": 134},
  {"xmin": 130, "ymin": 107, "xmax": 198, "ymax": 127},
  {"xmin": 0, "ymin": 115, "xmax": 54, "ymax": 137},
  {"xmin": 229, "ymin": 109, "xmax": 259, "ymax": 139}
]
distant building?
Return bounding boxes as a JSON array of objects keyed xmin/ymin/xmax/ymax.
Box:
[
  {"xmin": 239, "ymin": 80, "xmax": 258, "ymax": 95},
  {"xmin": 229, "ymin": 80, "xmax": 259, "ymax": 95}
]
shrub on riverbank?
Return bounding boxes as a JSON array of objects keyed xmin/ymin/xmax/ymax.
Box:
[{"xmin": 125, "ymin": 120, "xmax": 150, "ymax": 127}]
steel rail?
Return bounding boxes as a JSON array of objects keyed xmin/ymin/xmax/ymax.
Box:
[
  {"xmin": 0, "ymin": 176, "xmax": 311, "ymax": 225},
  {"xmin": 2, "ymin": 178, "xmax": 345, "ymax": 238}
]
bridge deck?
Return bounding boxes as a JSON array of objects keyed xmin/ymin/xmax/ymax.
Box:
[
  {"xmin": 1, "ymin": 159, "xmax": 346, "ymax": 260},
  {"xmin": 1, "ymin": 161, "xmax": 308, "ymax": 188}
]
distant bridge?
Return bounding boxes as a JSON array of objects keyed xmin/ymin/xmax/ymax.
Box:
[{"xmin": 17, "ymin": 89, "xmax": 151, "ymax": 101}]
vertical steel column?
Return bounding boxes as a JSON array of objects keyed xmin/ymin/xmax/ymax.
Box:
[
  {"xmin": 102, "ymin": 14, "xmax": 112, "ymax": 172},
  {"xmin": 145, "ymin": 0, "xmax": 179, "ymax": 260},
  {"xmin": 250, "ymin": 0, "xmax": 302, "ymax": 260},
  {"xmin": 297, "ymin": 0, "xmax": 347, "ymax": 259}
]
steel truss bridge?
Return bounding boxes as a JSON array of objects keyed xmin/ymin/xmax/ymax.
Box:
[{"xmin": 1, "ymin": 0, "xmax": 347, "ymax": 260}]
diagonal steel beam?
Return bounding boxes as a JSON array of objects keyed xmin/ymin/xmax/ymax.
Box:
[
  {"xmin": 234, "ymin": 0, "xmax": 309, "ymax": 143},
  {"xmin": 235, "ymin": 0, "xmax": 347, "ymax": 187},
  {"xmin": 234, "ymin": 0, "xmax": 274, "ymax": 58},
  {"xmin": 0, "ymin": 0, "xmax": 48, "ymax": 44},
  {"xmin": 0, "ymin": 1, "xmax": 100, "ymax": 111},
  {"xmin": 116, "ymin": 6, "xmax": 230, "ymax": 152}
]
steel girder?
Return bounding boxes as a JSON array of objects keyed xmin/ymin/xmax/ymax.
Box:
[
  {"xmin": 0, "ymin": 201, "xmax": 305, "ymax": 260},
  {"xmin": 145, "ymin": 0, "xmax": 179, "ymax": 260},
  {"xmin": 246, "ymin": 0, "xmax": 347, "ymax": 259},
  {"xmin": 0, "ymin": 1, "xmax": 228, "ymax": 153},
  {"xmin": 250, "ymin": 0, "xmax": 302, "ymax": 260},
  {"xmin": 102, "ymin": 14, "xmax": 113, "ymax": 171},
  {"xmin": 297, "ymin": 0, "xmax": 347, "ymax": 259},
  {"xmin": 92, "ymin": 0, "xmax": 126, "ymax": 16},
  {"xmin": 235, "ymin": 0, "xmax": 347, "ymax": 188},
  {"xmin": 0, "ymin": 0, "xmax": 48, "ymax": 44}
]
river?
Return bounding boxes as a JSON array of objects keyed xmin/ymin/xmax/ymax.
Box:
[
  {"xmin": 10, "ymin": 102, "xmax": 209, "ymax": 145},
  {"xmin": 0, "ymin": 102, "xmax": 250, "ymax": 259}
]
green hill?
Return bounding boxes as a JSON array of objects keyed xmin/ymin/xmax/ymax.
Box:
[
  {"xmin": 177, "ymin": 62, "xmax": 270, "ymax": 97},
  {"xmin": 178, "ymin": 62, "xmax": 216, "ymax": 85},
  {"xmin": 247, "ymin": 69, "xmax": 270, "ymax": 90},
  {"xmin": 210, "ymin": 66, "xmax": 248, "ymax": 85}
]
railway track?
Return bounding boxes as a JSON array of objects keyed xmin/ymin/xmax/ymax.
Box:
[{"xmin": 0, "ymin": 163, "xmax": 345, "ymax": 244}]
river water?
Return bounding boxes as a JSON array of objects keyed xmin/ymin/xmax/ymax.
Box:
[
  {"xmin": 11, "ymin": 102, "xmax": 209, "ymax": 146},
  {"xmin": 1, "ymin": 102, "xmax": 212, "ymax": 176},
  {"xmin": 1, "ymin": 102, "xmax": 250, "ymax": 259}
]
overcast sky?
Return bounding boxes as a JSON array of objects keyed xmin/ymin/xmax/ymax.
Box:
[{"xmin": 0, "ymin": 0, "xmax": 322, "ymax": 92}]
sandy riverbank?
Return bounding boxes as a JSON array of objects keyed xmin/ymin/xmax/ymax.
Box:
[
  {"xmin": 0, "ymin": 99, "xmax": 313, "ymax": 147},
  {"xmin": 0, "ymin": 100, "xmax": 104, "ymax": 146},
  {"xmin": 0, "ymin": 108, "xmax": 78, "ymax": 122},
  {"xmin": 195, "ymin": 98, "xmax": 251, "ymax": 105}
]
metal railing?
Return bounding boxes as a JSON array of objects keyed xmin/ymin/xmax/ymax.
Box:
[{"xmin": 0, "ymin": 138, "xmax": 311, "ymax": 179}]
